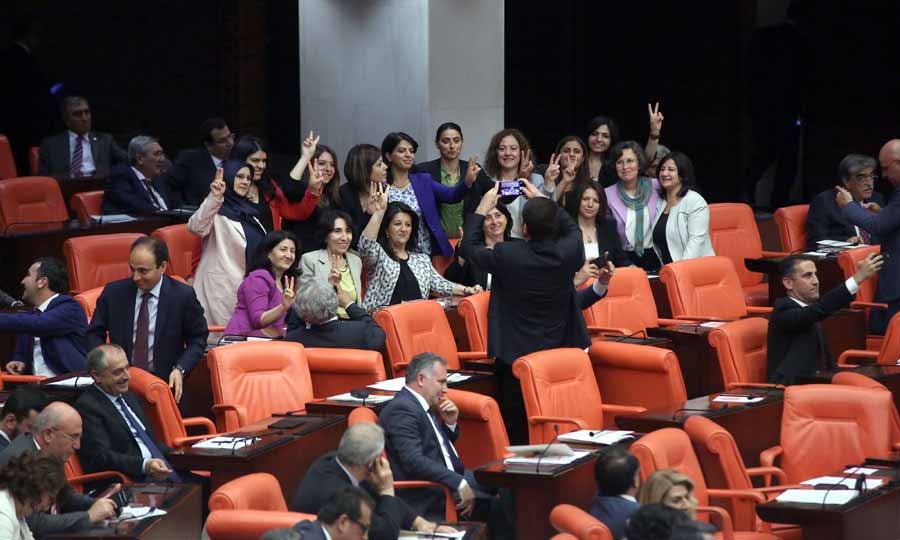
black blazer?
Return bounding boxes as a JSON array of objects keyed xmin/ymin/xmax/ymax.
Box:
[
  {"xmin": 290, "ymin": 451, "xmax": 414, "ymax": 540},
  {"xmin": 459, "ymin": 210, "xmax": 589, "ymax": 364},
  {"xmin": 379, "ymin": 387, "xmax": 465, "ymax": 520},
  {"xmin": 87, "ymin": 276, "xmax": 208, "ymax": 377},
  {"xmin": 102, "ymin": 164, "xmax": 172, "ymax": 215},
  {"xmin": 38, "ymin": 130, "xmax": 128, "ymax": 177},
  {"xmin": 162, "ymin": 148, "xmax": 217, "ymax": 208},
  {"xmin": 806, "ymin": 188, "xmax": 883, "ymax": 248},
  {"xmin": 4, "ymin": 294, "xmax": 88, "ymax": 375},
  {"xmin": 285, "ymin": 303, "xmax": 385, "ymax": 351},
  {"xmin": 75, "ymin": 385, "xmax": 171, "ymax": 481},
  {"xmin": 766, "ymin": 282, "xmax": 853, "ymax": 384},
  {"xmin": 339, "ymin": 182, "xmax": 370, "ymax": 250},
  {"xmin": 416, "ymin": 158, "xmax": 494, "ymax": 218}
]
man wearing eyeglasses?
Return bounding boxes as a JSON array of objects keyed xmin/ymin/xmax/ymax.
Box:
[
  {"xmin": 807, "ymin": 153, "xmax": 884, "ymax": 247},
  {"xmin": 837, "ymin": 139, "xmax": 900, "ymax": 333},
  {"xmin": 288, "ymin": 487, "xmax": 374, "ymax": 540}
]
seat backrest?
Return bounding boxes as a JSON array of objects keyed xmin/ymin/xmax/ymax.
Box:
[
  {"xmin": 431, "ymin": 238, "xmax": 459, "ymax": 276},
  {"xmin": 0, "ymin": 176, "xmax": 69, "ymax": 233},
  {"xmin": 660, "ymin": 256, "xmax": 748, "ymax": 320},
  {"xmin": 0, "ymin": 135, "xmax": 16, "ymax": 179},
  {"xmin": 831, "ymin": 371, "xmax": 900, "ymax": 443},
  {"xmin": 583, "ymin": 268, "xmax": 660, "ymax": 334},
  {"xmin": 549, "ymin": 504, "xmax": 614, "ymax": 540},
  {"xmin": 207, "ymin": 341, "xmax": 315, "ymax": 431},
  {"xmin": 706, "ymin": 317, "xmax": 769, "ymax": 387},
  {"xmin": 69, "ymin": 190, "xmax": 104, "ymax": 224},
  {"xmin": 587, "ymin": 340, "xmax": 686, "ymax": 410},
  {"xmin": 74, "ymin": 286, "xmax": 103, "ymax": 321},
  {"xmin": 630, "ymin": 428, "xmax": 711, "ymax": 506},
  {"xmin": 457, "ymin": 291, "xmax": 490, "ymax": 353},
  {"xmin": 151, "ymin": 224, "xmax": 202, "ymax": 278},
  {"xmin": 28, "ymin": 146, "xmax": 39, "ymax": 175},
  {"xmin": 874, "ymin": 311, "xmax": 900, "ymax": 364},
  {"xmin": 63, "ymin": 233, "xmax": 146, "ymax": 294},
  {"xmin": 445, "ymin": 389, "xmax": 509, "ymax": 468},
  {"xmin": 209, "ymin": 472, "xmax": 287, "ymax": 511},
  {"xmin": 780, "ymin": 384, "xmax": 895, "ymax": 482},
  {"xmin": 837, "ymin": 245, "xmax": 880, "ymax": 304},
  {"xmin": 127, "ymin": 367, "xmax": 186, "ymax": 447},
  {"xmin": 374, "ymin": 300, "xmax": 460, "ymax": 377},
  {"xmin": 708, "ymin": 203, "xmax": 764, "ymax": 287},
  {"xmin": 305, "ymin": 348, "xmax": 386, "ymax": 398},
  {"xmin": 773, "ymin": 204, "xmax": 809, "ymax": 252},
  {"xmin": 348, "ymin": 406, "xmax": 379, "ymax": 426},
  {"xmin": 512, "ymin": 348, "xmax": 606, "ymax": 444}
]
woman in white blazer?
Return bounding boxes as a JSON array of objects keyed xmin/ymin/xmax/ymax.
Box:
[
  {"xmin": 0, "ymin": 453, "xmax": 68, "ymax": 540},
  {"xmin": 188, "ymin": 161, "xmax": 267, "ymax": 327},
  {"xmin": 650, "ymin": 152, "xmax": 715, "ymax": 264},
  {"xmin": 298, "ymin": 209, "xmax": 364, "ymax": 319}
]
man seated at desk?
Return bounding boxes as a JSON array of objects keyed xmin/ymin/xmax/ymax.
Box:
[
  {"xmin": 0, "ymin": 257, "xmax": 88, "ymax": 377},
  {"xmin": 288, "ymin": 487, "xmax": 374, "ymax": 540},
  {"xmin": 162, "ymin": 117, "xmax": 234, "ymax": 208},
  {"xmin": 38, "ymin": 96, "xmax": 128, "ymax": 178},
  {"xmin": 101, "ymin": 135, "xmax": 172, "ymax": 215},
  {"xmin": 806, "ymin": 153, "xmax": 883, "ymax": 247},
  {"xmin": 285, "ymin": 280, "xmax": 386, "ymax": 351},
  {"xmin": 590, "ymin": 445, "xmax": 641, "ymax": 540},
  {"xmin": 0, "ymin": 386, "xmax": 48, "ymax": 451},
  {"xmin": 767, "ymin": 253, "xmax": 882, "ymax": 385}
]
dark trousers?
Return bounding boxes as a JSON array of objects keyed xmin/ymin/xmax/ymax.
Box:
[{"xmin": 496, "ymin": 361, "xmax": 528, "ymax": 445}]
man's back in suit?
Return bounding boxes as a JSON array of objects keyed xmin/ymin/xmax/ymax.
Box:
[
  {"xmin": 38, "ymin": 130, "xmax": 127, "ymax": 177},
  {"xmin": 2, "ymin": 294, "xmax": 88, "ymax": 375},
  {"xmin": 285, "ymin": 303, "xmax": 385, "ymax": 351},
  {"xmin": 806, "ymin": 188, "xmax": 883, "ymax": 247},
  {"xmin": 842, "ymin": 187, "xmax": 900, "ymax": 305},
  {"xmin": 589, "ymin": 495, "xmax": 639, "ymax": 540}
]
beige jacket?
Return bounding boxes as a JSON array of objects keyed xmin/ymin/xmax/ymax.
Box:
[{"xmin": 299, "ymin": 248, "xmax": 363, "ymax": 297}]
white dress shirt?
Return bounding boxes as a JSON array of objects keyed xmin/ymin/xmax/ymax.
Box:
[
  {"xmin": 406, "ymin": 386, "xmax": 467, "ymax": 491},
  {"xmin": 32, "ymin": 294, "xmax": 60, "ymax": 377},
  {"xmin": 132, "ymin": 279, "xmax": 163, "ymax": 369},
  {"xmin": 96, "ymin": 386, "xmax": 153, "ymax": 469},
  {"xmin": 336, "ymin": 457, "xmax": 360, "ymax": 487},
  {"xmin": 624, "ymin": 206, "xmax": 655, "ymax": 251},
  {"xmin": 131, "ymin": 166, "xmax": 168, "ymax": 210},
  {"xmin": 68, "ymin": 130, "xmax": 96, "ymax": 176},
  {"xmin": 211, "ymin": 154, "xmax": 223, "ymax": 169}
]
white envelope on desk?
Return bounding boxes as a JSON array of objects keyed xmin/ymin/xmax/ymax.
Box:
[{"xmin": 775, "ymin": 489, "xmax": 858, "ymax": 505}]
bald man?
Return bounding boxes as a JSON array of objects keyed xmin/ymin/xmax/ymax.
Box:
[
  {"xmin": 836, "ymin": 139, "xmax": 900, "ymax": 333},
  {"xmin": 0, "ymin": 401, "xmax": 119, "ymax": 536}
]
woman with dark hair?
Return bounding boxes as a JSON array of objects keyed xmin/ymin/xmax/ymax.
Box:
[
  {"xmin": 231, "ymin": 133, "xmax": 323, "ymax": 234},
  {"xmin": 545, "ymin": 135, "xmax": 593, "ymax": 206},
  {"xmin": 188, "ymin": 160, "xmax": 267, "ymax": 327},
  {"xmin": 382, "ymin": 131, "xmax": 477, "ymax": 257},
  {"xmin": 564, "ymin": 181, "xmax": 627, "ymax": 268},
  {"xmin": 339, "ymin": 144, "xmax": 389, "ymax": 248},
  {"xmin": 282, "ymin": 139, "xmax": 343, "ymax": 255},
  {"xmin": 651, "ymin": 152, "xmax": 714, "ymax": 265},
  {"xmin": 586, "ymin": 104, "xmax": 664, "ymax": 185},
  {"xmin": 225, "ymin": 230, "xmax": 299, "ymax": 337},
  {"xmin": 481, "ymin": 128, "xmax": 548, "ymax": 238},
  {"xmin": 0, "ymin": 453, "xmax": 67, "ymax": 539},
  {"xmin": 417, "ymin": 122, "xmax": 493, "ymax": 239},
  {"xmin": 446, "ymin": 202, "xmax": 514, "ymax": 289},
  {"xmin": 298, "ymin": 209, "xmax": 362, "ymax": 319},
  {"xmin": 359, "ymin": 189, "xmax": 479, "ymax": 310},
  {"xmin": 604, "ymin": 141, "xmax": 663, "ymax": 270}
]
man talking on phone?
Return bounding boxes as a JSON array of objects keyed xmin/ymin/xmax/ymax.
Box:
[{"xmin": 460, "ymin": 179, "xmax": 614, "ymax": 444}]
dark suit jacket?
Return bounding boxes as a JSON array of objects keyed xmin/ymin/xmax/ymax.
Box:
[
  {"xmin": 417, "ymin": 158, "xmax": 494, "ymax": 222},
  {"xmin": 1, "ymin": 295, "xmax": 88, "ymax": 375},
  {"xmin": 290, "ymin": 451, "xmax": 414, "ymax": 540},
  {"xmin": 38, "ymin": 130, "xmax": 128, "ymax": 177},
  {"xmin": 842, "ymin": 188, "xmax": 900, "ymax": 303},
  {"xmin": 459, "ymin": 209, "xmax": 589, "ymax": 364},
  {"xmin": 87, "ymin": 276, "xmax": 208, "ymax": 377},
  {"xmin": 0, "ymin": 434, "xmax": 95, "ymax": 536},
  {"xmin": 0, "ymin": 435, "xmax": 8, "ymax": 451},
  {"xmin": 162, "ymin": 148, "xmax": 216, "ymax": 208},
  {"xmin": 806, "ymin": 188, "xmax": 883, "ymax": 248},
  {"xmin": 75, "ymin": 385, "xmax": 171, "ymax": 481},
  {"xmin": 589, "ymin": 495, "xmax": 639, "ymax": 540},
  {"xmin": 379, "ymin": 387, "xmax": 465, "ymax": 520},
  {"xmin": 339, "ymin": 182, "xmax": 369, "ymax": 251},
  {"xmin": 767, "ymin": 283, "xmax": 853, "ymax": 385},
  {"xmin": 102, "ymin": 164, "xmax": 172, "ymax": 215},
  {"xmin": 285, "ymin": 303, "xmax": 386, "ymax": 351},
  {"xmin": 291, "ymin": 520, "xmax": 327, "ymax": 540}
]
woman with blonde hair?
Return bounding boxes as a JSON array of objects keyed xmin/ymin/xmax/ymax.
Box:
[{"xmin": 638, "ymin": 469, "xmax": 698, "ymax": 519}]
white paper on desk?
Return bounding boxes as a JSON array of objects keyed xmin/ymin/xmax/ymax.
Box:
[
  {"xmin": 844, "ymin": 467, "xmax": 879, "ymax": 475},
  {"xmin": 557, "ymin": 429, "xmax": 635, "ymax": 445},
  {"xmin": 803, "ymin": 251, "xmax": 830, "ymax": 257},
  {"xmin": 44, "ymin": 375, "xmax": 94, "ymax": 388},
  {"xmin": 699, "ymin": 321, "xmax": 727, "ymax": 328},
  {"xmin": 712, "ymin": 395, "xmax": 765, "ymax": 404},
  {"xmin": 447, "ymin": 372, "xmax": 471, "ymax": 383},
  {"xmin": 115, "ymin": 506, "xmax": 167, "ymax": 520},
  {"xmin": 504, "ymin": 450, "xmax": 590, "ymax": 467},
  {"xmin": 817, "ymin": 240, "xmax": 855, "ymax": 247},
  {"xmin": 775, "ymin": 489, "xmax": 858, "ymax": 505},
  {"xmin": 367, "ymin": 377, "xmax": 405, "ymax": 392},
  {"xmin": 191, "ymin": 436, "xmax": 257, "ymax": 450},
  {"xmin": 801, "ymin": 476, "xmax": 884, "ymax": 490},
  {"xmin": 327, "ymin": 392, "xmax": 394, "ymax": 404},
  {"xmin": 91, "ymin": 214, "xmax": 137, "ymax": 223},
  {"xmin": 399, "ymin": 530, "xmax": 466, "ymax": 539}
]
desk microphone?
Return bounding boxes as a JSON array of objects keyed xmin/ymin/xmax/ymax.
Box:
[
  {"xmin": 817, "ymin": 464, "xmax": 862, "ymax": 509},
  {"xmin": 0, "ymin": 289, "xmax": 23, "ymax": 308},
  {"xmin": 351, "ymin": 388, "xmax": 370, "ymax": 407},
  {"xmin": 535, "ymin": 424, "xmax": 560, "ymax": 474}
]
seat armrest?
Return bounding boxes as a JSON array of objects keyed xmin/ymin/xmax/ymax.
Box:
[
  {"xmin": 850, "ymin": 301, "xmax": 888, "ymax": 311},
  {"xmin": 586, "ymin": 326, "xmax": 637, "ymax": 338},
  {"xmin": 727, "ymin": 382, "xmax": 783, "ymax": 391},
  {"xmin": 759, "ymin": 445, "xmax": 783, "ymax": 468},
  {"xmin": 67, "ymin": 470, "xmax": 131, "ymax": 489},
  {"xmin": 458, "ymin": 351, "xmax": 490, "ymax": 361},
  {"xmin": 745, "ymin": 466, "xmax": 788, "ymax": 486},
  {"xmin": 746, "ymin": 306, "xmax": 774, "ymax": 314},
  {"xmin": 657, "ymin": 317, "xmax": 703, "ymax": 326},
  {"xmin": 674, "ymin": 315, "xmax": 724, "ymax": 322},
  {"xmin": 601, "ymin": 404, "xmax": 647, "ymax": 418},
  {"xmin": 207, "ymin": 325, "xmax": 226, "ymax": 333},
  {"xmin": 211, "ymin": 404, "xmax": 248, "ymax": 431},
  {"xmin": 2, "ymin": 374, "xmax": 47, "ymax": 384},
  {"xmin": 892, "ymin": 442, "xmax": 900, "ymax": 452},
  {"xmin": 695, "ymin": 505, "xmax": 734, "ymax": 540},
  {"xmin": 171, "ymin": 434, "xmax": 218, "ymax": 450},
  {"xmin": 837, "ymin": 349, "xmax": 879, "ymax": 367},
  {"xmin": 527, "ymin": 415, "xmax": 588, "ymax": 432},
  {"xmin": 707, "ymin": 488, "xmax": 767, "ymax": 505},
  {"xmin": 182, "ymin": 416, "xmax": 217, "ymax": 434}
]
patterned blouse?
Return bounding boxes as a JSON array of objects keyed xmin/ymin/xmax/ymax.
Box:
[
  {"xmin": 388, "ymin": 183, "xmax": 433, "ymax": 255},
  {"xmin": 358, "ymin": 235, "xmax": 455, "ymax": 311}
]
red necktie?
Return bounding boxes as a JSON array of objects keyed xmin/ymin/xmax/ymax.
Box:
[
  {"xmin": 71, "ymin": 136, "xmax": 83, "ymax": 177},
  {"xmin": 133, "ymin": 292, "xmax": 151, "ymax": 370}
]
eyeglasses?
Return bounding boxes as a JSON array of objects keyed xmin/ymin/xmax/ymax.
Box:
[{"xmin": 852, "ymin": 172, "xmax": 878, "ymax": 182}]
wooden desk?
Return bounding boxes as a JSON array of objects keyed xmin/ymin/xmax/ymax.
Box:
[
  {"xmin": 798, "ymin": 365, "xmax": 900, "ymax": 413},
  {"xmin": 615, "ymin": 388, "xmax": 784, "ymax": 467},
  {"xmin": 45, "ymin": 483, "xmax": 202, "ymax": 539},
  {"xmin": 475, "ymin": 448, "xmax": 601, "ymax": 540},
  {"xmin": 756, "ymin": 466, "xmax": 900, "ymax": 540},
  {"xmin": 745, "ymin": 255, "xmax": 846, "ymax": 305},
  {"xmin": 168, "ymin": 415, "xmax": 345, "ymax": 501},
  {"xmin": 647, "ymin": 324, "xmax": 725, "ymax": 398},
  {"xmin": 648, "ymin": 275, "xmax": 673, "ymax": 318}
]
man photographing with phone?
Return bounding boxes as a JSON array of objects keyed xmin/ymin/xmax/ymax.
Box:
[{"xmin": 460, "ymin": 179, "xmax": 614, "ymax": 443}]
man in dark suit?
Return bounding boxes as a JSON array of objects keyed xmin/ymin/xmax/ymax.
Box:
[
  {"xmin": 87, "ymin": 237, "xmax": 208, "ymax": 402},
  {"xmin": 767, "ymin": 253, "xmax": 882, "ymax": 385},
  {"xmin": 837, "ymin": 138, "xmax": 900, "ymax": 334},
  {"xmin": 286, "ymin": 280, "xmax": 385, "ymax": 350},
  {"xmin": 101, "ymin": 135, "xmax": 171, "ymax": 215},
  {"xmin": 37, "ymin": 96, "xmax": 128, "ymax": 178},
  {"xmin": 0, "ymin": 386, "xmax": 48, "ymax": 450},
  {"xmin": 162, "ymin": 118, "xmax": 234, "ymax": 208},
  {"xmin": 589, "ymin": 445, "xmax": 641, "ymax": 539},
  {"xmin": 75, "ymin": 344, "xmax": 178, "ymax": 485},
  {"xmin": 459, "ymin": 180, "xmax": 612, "ymax": 444},
  {"xmin": 0, "ymin": 401, "xmax": 119, "ymax": 536},
  {"xmin": 291, "ymin": 422, "xmax": 455, "ymax": 539},
  {"xmin": 806, "ymin": 153, "xmax": 883, "ymax": 247},
  {"xmin": 288, "ymin": 487, "xmax": 374, "ymax": 540},
  {"xmin": 0, "ymin": 257, "xmax": 88, "ymax": 377}
]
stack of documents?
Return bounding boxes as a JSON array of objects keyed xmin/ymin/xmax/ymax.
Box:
[
  {"xmin": 327, "ymin": 393, "xmax": 394, "ymax": 404},
  {"xmin": 712, "ymin": 394, "xmax": 765, "ymax": 404},
  {"xmin": 191, "ymin": 436, "xmax": 257, "ymax": 450},
  {"xmin": 775, "ymin": 489, "xmax": 858, "ymax": 505},
  {"xmin": 399, "ymin": 530, "xmax": 466, "ymax": 539},
  {"xmin": 503, "ymin": 450, "xmax": 591, "ymax": 472},
  {"xmin": 45, "ymin": 376, "xmax": 94, "ymax": 388},
  {"xmin": 367, "ymin": 372, "xmax": 471, "ymax": 392},
  {"xmin": 557, "ymin": 430, "xmax": 635, "ymax": 445},
  {"xmin": 801, "ymin": 476, "xmax": 884, "ymax": 490}
]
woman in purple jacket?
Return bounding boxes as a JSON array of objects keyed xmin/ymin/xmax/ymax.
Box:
[{"xmin": 225, "ymin": 230, "xmax": 298, "ymax": 337}]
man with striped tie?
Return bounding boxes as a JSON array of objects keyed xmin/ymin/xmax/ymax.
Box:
[
  {"xmin": 37, "ymin": 96, "xmax": 128, "ymax": 177},
  {"xmin": 101, "ymin": 135, "xmax": 172, "ymax": 214}
]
